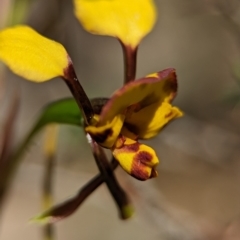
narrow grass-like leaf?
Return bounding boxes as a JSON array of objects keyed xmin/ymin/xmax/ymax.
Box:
[
  {"xmin": 10, "ymin": 98, "xmax": 81, "ymax": 171},
  {"xmin": 41, "ymin": 125, "xmax": 59, "ymax": 240},
  {"xmin": 0, "ymin": 92, "xmax": 20, "ymax": 165},
  {"xmin": 35, "ymin": 98, "xmax": 82, "ymax": 130},
  {"xmin": 0, "ymin": 98, "xmax": 82, "ymax": 208}
]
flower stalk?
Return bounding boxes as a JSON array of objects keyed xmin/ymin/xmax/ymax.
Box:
[
  {"xmin": 87, "ymin": 134, "xmax": 133, "ymax": 219},
  {"xmin": 63, "ymin": 61, "xmax": 94, "ymax": 125},
  {"xmin": 120, "ymin": 42, "xmax": 138, "ymax": 84}
]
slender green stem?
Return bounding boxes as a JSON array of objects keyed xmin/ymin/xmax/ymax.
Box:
[
  {"xmin": 42, "ymin": 126, "xmax": 58, "ymax": 240},
  {"xmin": 0, "ymin": 129, "xmax": 35, "ymax": 210},
  {"xmin": 0, "ymin": 120, "xmax": 45, "ymax": 209},
  {"xmin": 43, "ymin": 226, "xmax": 54, "ymax": 240}
]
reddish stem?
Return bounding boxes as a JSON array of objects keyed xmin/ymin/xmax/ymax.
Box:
[
  {"xmin": 120, "ymin": 42, "xmax": 138, "ymax": 84},
  {"xmin": 63, "ymin": 61, "xmax": 94, "ymax": 125}
]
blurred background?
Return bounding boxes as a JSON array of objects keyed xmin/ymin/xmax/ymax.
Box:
[{"xmin": 1, "ymin": 0, "xmax": 240, "ymax": 239}]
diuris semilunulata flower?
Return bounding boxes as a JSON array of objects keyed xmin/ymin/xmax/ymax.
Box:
[{"xmin": 86, "ymin": 69, "xmax": 183, "ymax": 180}]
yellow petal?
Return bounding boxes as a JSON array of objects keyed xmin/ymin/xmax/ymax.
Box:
[
  {"xmin": 74, "ymin": 0, "xmax": 157, "ymax": 48},
  {"xmin": 0, "ymin": 25, "xmax": 69, "ymax": 82},
  {"xmin": 113, "ymin": 139, "xmax": 159, "ymax": 181},
  {"xmin": 100, "ymin": 69, "xmax": 177, "ymax": 124},
  {"xmin": 126, "ymin": 102, "xmax": 183, "ymax": 139},
  {"xmin": 85, "ymin": 114, "xmax": 125, "ymax": 148}
]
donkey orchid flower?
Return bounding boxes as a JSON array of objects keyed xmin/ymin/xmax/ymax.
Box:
[
  {"xmin": 74, "ymin": 0, "xmax": 157, "ymax": 49},
  {"xmin": 85, "ymin": 69, "xmax": 183, "ymax": 180}
]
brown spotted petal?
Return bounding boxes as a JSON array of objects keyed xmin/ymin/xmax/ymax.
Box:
[
  {"xmin": 112, "ymin": 138, "xmax": 159, "ymax": 181},
  {"xmin": 85, "ymin": 114, "xmax": 125, "ymax": 148},
  {"xmin": 125, "ymin": 101, "xmax": 183, "ymax": 139},
  {"xmin": 99, "ymin": 68, "xmax": 178, "ymax": 124}
]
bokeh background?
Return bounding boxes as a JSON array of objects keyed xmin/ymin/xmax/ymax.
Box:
[{"xmin": 1, "ymin": 0, "xmax": 240, "ymax": 239}]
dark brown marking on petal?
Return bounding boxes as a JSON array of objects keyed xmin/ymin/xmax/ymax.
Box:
[
  {"xmin": 134, "ymin": 151, "xmax": 153, "ymax": 165},
  {"xmin": 163, "ymin": 77, "xmax": 177, "ymax": 94},
  {"xmin": 127, "ymin": 103, "xmax": 141, "ymax": 113},
  {"xmin": 130, "ymin": 163, "xmax": 149, "ymax": 181},
  {"xmin": 124, "ymin": 143, "xmax": 139, "ymax": 152},
  {"xmin": 165, "ymin": 111, "xmax": 173, "ymax": 118},
  {"xmin": 100, "ymin": 68, "xmax": 177, "ymax": 122},
  {"xmin": 114, "ymin": 135, "xmax": 126, "ymax": 149},
  {"xmin": 129, "ymin": 151, "xmax": 154, "ymax": 180},
  {"xmin": 124, "ymin": 122, "xmax": 140, "ymax": 136},
  {"xmin": 92, "ymin": 129, "xmax": 113, "ymax": 144}
]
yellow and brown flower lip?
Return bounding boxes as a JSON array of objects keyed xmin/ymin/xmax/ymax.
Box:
[{"xmin": 113, "ymin": 140, "xmax": 158, "ymax": 181}]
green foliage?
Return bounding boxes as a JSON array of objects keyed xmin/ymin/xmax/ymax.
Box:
[
  {"xmin": 0, "ymin": 98, "xmax": 82, "ymax": 202},
  {"xmin": 12, "ymin": 98, "xmax": 82, "ymax": 168},
  {"xmin": 34, "ymin": 98, "xmax": 82, "ymax": 130}
]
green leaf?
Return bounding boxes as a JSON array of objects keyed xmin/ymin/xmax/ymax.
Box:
[
  {"xmin": 35, "ymin": 98, "xmax": 82, "ymax": 129},
  {"xmin": 13, "ymin": 97, "xmax": 82, "ymax": 164},
  {"xmin": 0, "ymin": 98, "xmax": 82, "ymax": 204}
]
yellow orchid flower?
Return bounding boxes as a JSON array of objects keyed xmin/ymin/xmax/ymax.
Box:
[
  {"xmin": 86, "ymin": 69, "xmax": 183, "ymax": 180},
  {"xmin": 0, "ymin": 0, "xmax": 184, "ymax": 223},
  {"xmin": 74, "ymin": 0, "xmax": 157, "ymax": 49}
]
